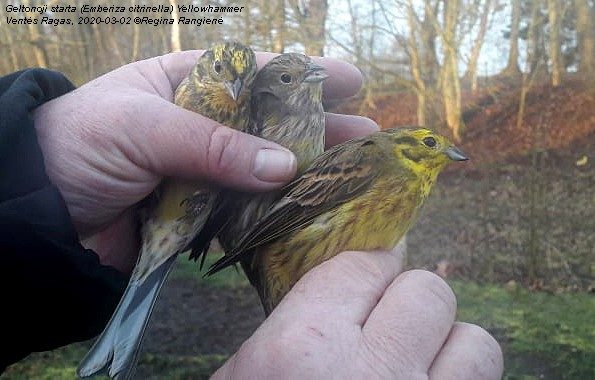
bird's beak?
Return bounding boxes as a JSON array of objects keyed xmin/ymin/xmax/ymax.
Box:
[
  {"xmin": 445, "ymin": 146, "xmax": 469, "ymax": 161},
  {"xmin": 303, "ymin": 62, "xmax": 329, "ymax": 83},
  {"xmin": 225, "ymin": 78, "xmax": 243, "ymax": 101}
]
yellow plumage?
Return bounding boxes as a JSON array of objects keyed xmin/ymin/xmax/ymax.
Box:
[{"xmin": 207, "ymin": 127, "xmax": 469, "ymax": 314}]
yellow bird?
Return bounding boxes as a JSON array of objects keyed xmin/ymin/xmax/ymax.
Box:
[
  {"xmin": 207, "ymin": 127, "xmax": 469, "ymax": 314},
  {"xmin": 78, "ymin": 42, "xmax": 256, "ymax": 379}
]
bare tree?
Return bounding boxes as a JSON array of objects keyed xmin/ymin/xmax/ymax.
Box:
[
  {"xmin": 547, "ymin": 0, "xmax": 562, "ymax": 86},
  {"xmin": 516, "ymin": 4, "xmax": 547, "ymax": 284},
  {"xmin": 503, "ymin": 0, "xmax": 521, "ymax": 75},
  {"xmin": 23, "ymin": 0, "xmax": 48, "ymax": 67},
  {"xmin": 131, "ymin": 16, "xmax": 141, "ymax": 60},
  {"xmin": 346, "ymin": 0, "xmax": 364, "ymax": 68},
  {"xmin": 574, "ymin": 0, "xmax": 594, "ymax": 76},
  {"xmin": 289, "ymin": 0, "xmax": 328, "ymax": 55},
  {"xmin": 528, "ymin": 2, "xmax": 548, "ymax": 75},
  {"xmin": 170, "ymin": 0, "xmax": 182, "ymax": 52},
  {"xmin": 77, "ymin": 19, "xmax": 95, "ymax": 79},
  {"xmin": 420, "ymin": 0, "xmax": 440, "ymax": 92},
  {"xmin": 0, "ymin": 2, "xmax": 19, "ymax": 72},
  {"xmin": 440, "ymin": 0, "xmax": 463, "ymax": 141},
  {"xmin": 271, "ymin": 0, "xmax": 286, "ymax": 52},
  {"xmin": 345, "ymin": 0, "xmax": 373, "ymax": 111},
  {"xmin": 464, "ymin": 0, "xmax": 494, "ymax": 91},
  {"xmin": 406, "ymin": 0, "xmax": 428, "ymax": 126},
  {"xmin": 106, "ymin": 24, "xmax": 126, "ymax": 66}
]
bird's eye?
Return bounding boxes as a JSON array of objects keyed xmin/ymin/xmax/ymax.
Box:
[
  {"xmin": 280, "ymin": 73, "xmax": 292, "ymax": 84},
  {"xmin": 423, "ymin": 136, "xmax": 437, "ymax": 148},
  {"xmin": 213, "ymin": 60, "xmax": 222, "ymax": 74}
]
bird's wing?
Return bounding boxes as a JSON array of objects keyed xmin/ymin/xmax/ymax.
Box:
[
  {"xmin": 206, "ymin": 137, "xmax": 384, "ymax": 275},
  {"xmin": 188, "ymin": 92, "xmax": 286, "ymax": 266},
  {"xmin": 248, "ymin": 91, "xmax": 287, "ymax": 136},
  {"xmin": 188, "ymin": 192, "xmax": 228, "ymax": 267}
]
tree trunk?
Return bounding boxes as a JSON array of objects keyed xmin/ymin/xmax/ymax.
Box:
[
  {"xmin": 347, "ymin": 0, "xmax": 362, "ymax": 66},
  {"xmin": 290, "ymin": 0, "xmax": 328, "ymax": 56},
  {"xmin": 528, "ymin": 3, "xmax": 547, "ymax": 75},
  {"xmin": 92, "ymin": 23, "xmax": 113, "ymax": 73},
  {"xmin": 169, "ymin": 0, "xmax": 182, "ymax": 52},
  {"xmin": 406, "ymin": 0, "xmax": 427, "ymax": 126},
  {"xmin": 240, "ymin": 0, "xmax": 254, "ymax": 46},
  {"xmin": 0, "ymin": 5, "xmax": 19, "ymax": 71},
  {"xmin": 132, "ymin": 21, "xmax": 141, "ymax": 61},
  {"xmin": 504, "ymin": 0, "xmax": 521, "ymax": 75},
  {"xmin": 465, "ymin": 0, "xmax": 493, "ymax": 92},
  {"xmin": 107, "ymin": 25, "xmax": 126, "ymax": 66},
  {"xmin": 271, "ymin": 0, "xmax": 286, "ymax": 53},
  {"xmin": 421, "ymin": 1, "xmax": 439, "ymax": 89},
  {"xmin": 440, "ymin": 0, "xmax": 463, "ymax": 141},
  {"xmin": 575, "ymin": 0, "xmax": 594, "ymax": 76},
  {"xmin": 307, "ymin": 0, "xmax": 328, "ymax": 56},
  {"xmin": 79, "ymin": 21, "xmax": 95, "ymax": 79},
  {"xmin": 23, "ymin": 0, "xmax": 48, "ymax": 68},
  {"xmin": 419, "ymin": 0, "xmax": 440, "ymax": 126},
  {"xmin": 131, "ymin": 0, "xmax": 141, "ymax": 61},
  {"xmin": 547, "ymin": 0, "xmax": 562, "ymax": 86}
]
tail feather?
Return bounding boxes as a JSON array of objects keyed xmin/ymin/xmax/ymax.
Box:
[
  {"xmin": 110, "ymin": 256, "xmax": 176, "ymax": 379},
  {"xmin": 77, "ymin": 278, "xmax": 136, "ymax": 377},
  {"xmin": 77, "ymin": 255, "xmax": 177, "ymax": 379}
]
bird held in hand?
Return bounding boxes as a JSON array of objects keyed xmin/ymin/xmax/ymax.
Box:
[
  {"xmin": 77, "ymin": 41, "xmax": 256, "ymax": 380},
  {"xmin": 191, "ymin": 53, "xmax": 328, "ymax": 273},
  {"xmin": 207, "ymin": 127, "xmax": 469, "ymax": 314}
]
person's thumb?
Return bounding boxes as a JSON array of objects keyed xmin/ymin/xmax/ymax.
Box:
[{"xmin": 131, "ymin": 99, "xmax": 297, "ymax": 191}]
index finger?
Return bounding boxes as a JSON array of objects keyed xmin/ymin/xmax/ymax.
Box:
[
  {"xmin": 270, "ymin": 239, "xmax": 407, "ymax": 329},
  {"xmin": 362, "ymin": 270, "xmax": 457, "ymax": 374},
  {"xmin": 158, "ymin": 50, "xmax": 363, "ymax": 101}
]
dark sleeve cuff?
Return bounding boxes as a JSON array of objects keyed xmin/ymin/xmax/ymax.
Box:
[{"xmin": 0, "ymin": 69, "xmax": 127, "ymax": 370}]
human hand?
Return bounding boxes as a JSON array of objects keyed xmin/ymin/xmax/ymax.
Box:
[
  {"xmin": 213, "ymin": 247, "xmax": 503, "ymax": 380},
  {"xmin": 33, "ymin": 51, "xmax": 377, "ymax": 273}
]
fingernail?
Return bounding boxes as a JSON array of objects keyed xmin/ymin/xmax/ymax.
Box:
[{"xmin": 253, "ymin": 149, "xmax": 297, "ymax": 182}]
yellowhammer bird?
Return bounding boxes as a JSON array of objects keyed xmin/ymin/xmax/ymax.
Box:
[
  {"xmin": 206, "ymin": 127, "xmax": 468, "ymax": 314},
  {"xmin": 78, "ymin": 42, "xmax": 256, "ymax": 380},
  {"xmin": 191, "ymin": 53, "xmax": 328, "ymax": 271}
]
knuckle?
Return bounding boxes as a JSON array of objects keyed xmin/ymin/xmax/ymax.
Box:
[
  {"xmin": 340, "ymin": 252, "xmax": 387, "ymax": 279},
  {"xmin": 308, "ymin": 252, "xmax": 386, "ymax": 295},
  {"xmin": 457, "ymin": 323, "xmax": 504, "ymax": 376},
  {"xmin": 339, "ymin": 251, "xmax": 384, "ymax": 275},
  {"xmin": 360, "ymin": 337, "xmax": 428, "ymax": 380},
  {"xmin": 339, "ymin": 253, "xmax": 389, "ymax": 291},
  {"xmin": 405, "ymin": 269, "xmax": 457, "ymax": 315},
  {"xmin": 315, "ymin": 252, "xmax": 372, "ymax": 278},
  {"xmin": 206, "ymin": 126, "xmax": 241, "ymax": 175}
]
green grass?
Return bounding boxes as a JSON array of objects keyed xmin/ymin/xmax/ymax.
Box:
[
  {"xmin": 2, "ymin": 343, "xmax": 99, "ymax": 380},
  {"xmin": 2, "ymin": 344, "xmax": 226, "ymax": 380},
  {"xmin": 451, "ymin": 280, "xmax": 595, "ymax": 379},
  {"xmin": 5, "ymin": 278, "xmax": 593, "ymax": 379},
  {"xmin": 137, "ymin": 353, "xmax": 228, "ymax": 380}
]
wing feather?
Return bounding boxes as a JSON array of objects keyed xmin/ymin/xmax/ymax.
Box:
[{"xmin": 206, "ymin": 136, "xmax": 386, "ymax": 275}]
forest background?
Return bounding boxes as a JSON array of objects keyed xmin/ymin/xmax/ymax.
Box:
[{"xmin": 1, "ymin": 0, "xmax": 594, "ymax": 378}]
